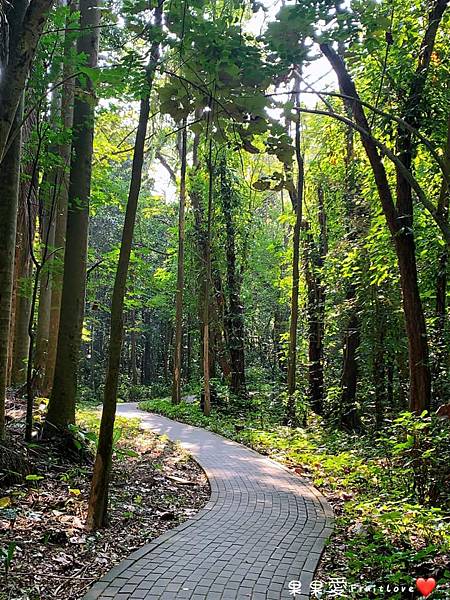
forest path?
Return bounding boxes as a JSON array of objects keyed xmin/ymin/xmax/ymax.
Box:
[{"xmin": 84, "ymin": 403, "xmax": 333, "ymax": 600}]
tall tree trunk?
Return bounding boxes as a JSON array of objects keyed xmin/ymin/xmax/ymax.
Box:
[
  {"xmin": 190, "ymin": 128, "xmax": 213, "ymax": 414},
  {"xmin": 0, "ymin": 0, "xmax": 54, "ymax": 161},
  {"xmin": 171, "ymin": 119, "xmax": 187, "ymax": 405},
  {"xmin": 9, "ymin": 132, "xmax": 37, "ymax": 388},
  {"xmin": 273, "ymin": 303, "xmax": 287, "ymax": 375},
  {"xmin": 340, "ymin": 124, "xmax": 363, "ymax": 432},
  {"xmin": 86, "ymin": 1, "xmax": 164, "ymax": 529},
  {"xmin": 285, "ymin": 73, "xmax": 304, "ymax": 425},
  {"xmin": 0, "ymin": 0, "xmax": 31, "ymax": 436},
  {"xmin": 45, "ymin": 0, "xmax": 100, "ymax": 433},
  {"xmin": 202, "ymin": 138, "xmax": 214, "ymax": 417},
  {"xmin": 394, "ymin": 236, "xmax": 430, "ymax": 412},
  {"xmin": 305, "ymin": 187, "xmax": 327, "ymax": 415},
  {"xmin": 219, "ymin": 159, "xmax": 247, "ymax": 397},
  {"xmin": 186, "ymin": 325, "xmax": 192, "ymax": 381},
  {"xmin": 42, "ymin": 5, "xmax": 75, "ymax": 396},
  {"xmin": 0, "ymin": 101, "xmax": 23, "ymax": 437},
  {"xmin": 34, "ymin": 173, "xmax": 57, "ymax": 392}
]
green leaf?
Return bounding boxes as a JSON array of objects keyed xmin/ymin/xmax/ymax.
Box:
[{"xmin": 25, "ymin": 474, "xmax": 44, "ymax": 482}]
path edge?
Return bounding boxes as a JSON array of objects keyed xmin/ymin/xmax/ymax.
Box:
[{"xmin": 83, "ymin": 408, "xmax": 334, "ymax": 600}]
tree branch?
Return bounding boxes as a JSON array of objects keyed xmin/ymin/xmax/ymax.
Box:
[
  {"xmin": 294, "ymin": 104, "xmax": 450, "ymax": 245},
  {"xmin": 156, "ymin": 151, "xmax": 177, "ymax": 184}
]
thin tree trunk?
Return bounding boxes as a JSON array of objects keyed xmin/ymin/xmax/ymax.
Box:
[
  {"xmin": 190, "ymin": 128, "xmax": 213, "ymax": 413},
  {"xmin": 45, "ymin": 0, "xmax": 100, "ymax": 433},
  {"xmin": 10, "ymin": 259, "xmax": 33, "ymax": 387},
  {"xmin": 130, "ymin": 310, "xmax": 138, "ymax": 386},
  {"xmin": 186, "ymin": 325, "xmax": 192, "ymax": 381},
  {"xmin": 86, "ymin": 1, "xmax": 164, "ymax": 529},
  {"xmin": 373, "ymin": 299, "xmax": 386, "ymax": 428},
  {"xmin": 171, "ymin": 119, "xmax": 187, "ymax": 405},
  {"xmin": 202, "ymin": 138, "xmax": 214, "ymax": 417},
  {"xmin": 285, "ymin": 73, "xmax": 304, "ymax": 425},
  {"xmin": 0, "ymin": 100, "xmax": 23, "ymax": 437},
  {"xmin": 340, "ymin": 123, "xmax": 363, "ymax": 432},
  {"xmin": 142, "ymin": 310, "xmax": 151, "ymax": 385},
  {"xmin": 0, "ymin": 0, "xmax": 31, "ymax": 436},
  {"xmin": 340, "ymin": 289, "xmax": 361, "ymax": 430},
  {"xmin": 219, "ymin": 159, "xmax": 247, "ymax": 397},
  {"xmin": 42, "ymin": 4, "xmax": 75, "ymax": 396},
  {"xmin": 212, "ymin": 270, "xmax": 232, "ymax": 380},
  {"xmin": 34, "ymin": 173, "xmax": 57, "ymax": 392},
  {"xmin": 305, "ymin": 187, "xmax": 327, "ymax": 415},
  {"xmin": 10, "ymin": 144, "xmax": 37, "ymax": 388},
  {"xmin": 273, "ymin": 303, "xmax": 286, "ymax": 374}
]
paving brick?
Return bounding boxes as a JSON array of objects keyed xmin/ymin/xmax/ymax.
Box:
[{"xmin": 83, "ymin": 405, "xmax": 333, "ymax": 600}]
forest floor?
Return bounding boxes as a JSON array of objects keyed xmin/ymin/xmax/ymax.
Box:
[
  {"xmin": 140, "ymin": 397, "xmax": 450, "ymax": 600},
  {"xmin": 0, "ymin": 398, "xmax": 209, "ymax": 600}
]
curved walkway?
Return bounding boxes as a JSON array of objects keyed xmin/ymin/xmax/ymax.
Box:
[{"xmin": 84, "ymin": 403, "xmax": 333, "ymax": 600}]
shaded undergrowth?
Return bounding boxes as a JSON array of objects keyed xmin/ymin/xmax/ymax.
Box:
[{"xmin": 140, "ymin": 396, "xmax": 450, "ymax": 599}]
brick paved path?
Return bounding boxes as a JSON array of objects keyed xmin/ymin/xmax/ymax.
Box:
[{"xmin": 84, "ymin": 403, "xmax": 333, "ymax": 600}]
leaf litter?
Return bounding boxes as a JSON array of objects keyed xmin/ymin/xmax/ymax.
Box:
[{"xmin": 0, "ymin": 399, "xmax": 209, "ymax": 600}]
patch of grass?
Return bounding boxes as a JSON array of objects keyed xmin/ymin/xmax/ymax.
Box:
[{"xmin": 139, "ymin": 397, "xmax": 450, "ymax": 599}]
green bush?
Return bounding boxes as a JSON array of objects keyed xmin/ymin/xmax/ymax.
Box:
[{"xmin": 379, "ymin": 411, "xmax": 450, "ymax": 506}]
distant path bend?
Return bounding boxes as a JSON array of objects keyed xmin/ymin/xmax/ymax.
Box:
[{"xmin": 84, "ymin": 403, "xmax": 333, "ymax": 600}]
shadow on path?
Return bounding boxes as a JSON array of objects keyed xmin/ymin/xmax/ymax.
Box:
[{"xmin": 84, "ymin": 403, "xmax": 333, "ymax": 600}]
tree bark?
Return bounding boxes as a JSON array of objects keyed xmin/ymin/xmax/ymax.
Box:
[
  {"xmin": 86, "ymin": 1, "xmax": 164, "ymax": 529},
  {"xmin": 42, "ymin": 10, "xmax": 75, "ymax": 396},
  {"xmin": 10, "ymin": 259, "xmax": 33, "ymax": 387},
  {"xmin": 340, "ymin": 121, "xmax": 364, "ymax": 431},
  {"xmin": 202, "ymin": 138, "xmax": 214, "ymax": 417},
  {"xmin": 340, "ymin": 288, "xmax": 361, "ymax": 431},
  {"xmin": 189, "ymin": 129, "xmax": 213, "ymax": 414},
  {"xmin": 130, "ymin": 310, "xmax": 138, "ymax": 387},
  {"xmin": 0, "ymin": 101, "xmax": 22, "ymax": 437},
  {"xmin": 45, "ymin": 0, "xmax": 100, "ymax": 433},
  {"xmin": 0, "ymin": 0, "xmax": 54, "ymax": 162},
  {"xmin": 142, "ymin": 310, "xmax": 152, "ymax": 385},
  {"xmin": 219, "ymin": 159, "xmax": 247, "ymax": 398},
  {"xmin": 305, "ymin": 187, "xmax": 327, "ymax": 415},
  {"xmin": 34, "ymin": 171, "xmax": 58, "ymax": 393},
  {"xmin": 171, "ymin": 119, "xmax": 187, "ymax": 405},
  {"xmin": 9, "ymin": 133, "xmax": 37, "ymax": 388},
  {"xmin": 0, "ymin": 0, "xmax": 32, "ymax": 436},
  {"xmin": 285, "ymin": 74, "xmax": 304, "ymax": 425}
]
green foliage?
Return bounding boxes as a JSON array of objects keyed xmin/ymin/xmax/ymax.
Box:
[
  {"xmin": 0, "ymin": 542, "xmax": 16, "ymax": 582},
  {"xmin": 75, "ymin": 409, "xmax": 141, "ymax": 460},
  {"xmin": 379, "ymin": 411, "xmax": 450, "ymax": 506}
]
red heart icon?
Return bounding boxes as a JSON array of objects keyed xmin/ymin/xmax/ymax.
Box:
[{"xmin": 416, "ymin": 578, "xmax": 436, "ymax": 597}]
